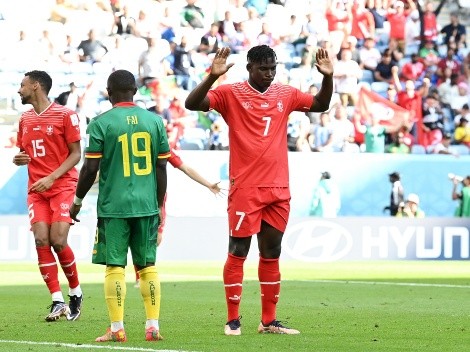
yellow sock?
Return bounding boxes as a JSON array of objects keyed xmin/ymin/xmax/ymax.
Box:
[
  {"xmin": 139, "ymin": 266, "xmax": 161, "ymax": 320},
  {"xmin": 104, "ymin": 266, "xmax": 126, "ymax": 323}
]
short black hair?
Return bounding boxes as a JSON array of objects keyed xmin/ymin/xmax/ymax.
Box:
[
  {"xmin": 247, "ymin": 45, "xmax": 277, "ymax": 65},
  {"xmin": 24, "ymin": 70, "xmax": 52, "ymax": 94},
  {"xmin": 107, "ymin": 69, "xmax": 136, "ymax": 93}
]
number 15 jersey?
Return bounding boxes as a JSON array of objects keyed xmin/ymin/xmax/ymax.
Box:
[
  {"xmin": 207, "ymin": 81, "xmax": 314, "ymax": 188},
  {"xmin": 85, "ymin": 102, "xmax": 170, "ymax": 218}
]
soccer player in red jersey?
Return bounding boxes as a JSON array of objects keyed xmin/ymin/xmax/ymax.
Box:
[
  {"xmin": 133, "ymin": 147, "xmax": 224, "ymax": 287},
  {"xmin": 185, "ymin": 45, "xmax": 333, "ymax": 335},
  {"xmin": 13, "ymin": 70, "xmax": 84, "ymax": 321}
]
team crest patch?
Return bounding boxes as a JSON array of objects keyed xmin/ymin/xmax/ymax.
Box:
[
  {"xmin": 277, "ymin": 101, "xmax": 284, "ymax": 112},
  {"xmin": 46, "ymin": 125, "xmax": 54, "ymax": 135},
  {"xmin": 70, "ymin": 114, "xmax": 79, "ymax": 126}
]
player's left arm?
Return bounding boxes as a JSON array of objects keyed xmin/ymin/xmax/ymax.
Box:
[
  {"xmin": 29, "ymin": 141, "xmax": 81, "ymax": 193},
  {"xmin": 310, "ymin": 48, "xmax": 334, "ymax": 113}
]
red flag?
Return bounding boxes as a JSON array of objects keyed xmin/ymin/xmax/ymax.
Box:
[{"xmin": 355, "ymin": 87, "xmax": 411, "ymax": 130}]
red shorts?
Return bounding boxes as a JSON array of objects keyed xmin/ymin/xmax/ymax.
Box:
[
  {"xmin": 227, "ymin": 187, "xmax": 291, "ymax": 237},
  {"xmin": 27, "ymin": 183, "xmax": 76, "ymax": 225}
]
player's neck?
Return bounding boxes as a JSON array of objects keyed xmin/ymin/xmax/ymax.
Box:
[{"xmin": 32, "ymin": 96, "xmax": 52, "ymax": 115}]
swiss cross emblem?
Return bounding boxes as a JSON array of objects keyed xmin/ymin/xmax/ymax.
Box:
[{"xmin": 46, "ymin": 125, "xmax": 53, "ymax": 135}]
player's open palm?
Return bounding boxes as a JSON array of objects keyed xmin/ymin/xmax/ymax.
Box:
[
  {"xmin": 315, "ymin": 48, "xmax": 333, "ymax": 77},
  {"xmin": 210, "ymin": 47, "xmax": 234, "ymax": 77}
]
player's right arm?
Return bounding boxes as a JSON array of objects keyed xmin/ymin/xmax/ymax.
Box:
[
  {"xmin": 12, "ymin": 118, "xmax": 31, "ymax": 166},
  {"xmin": 185, "ymin": 47, "xmax": 234, "ymax": 112}
]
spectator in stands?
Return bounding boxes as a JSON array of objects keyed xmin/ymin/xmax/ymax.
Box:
[
  {"xmin": 400, "ymin": 53, "xmax": 425, "ymax": 83},
  {"xmin": 386, "ymin": 0, "xmax": 415, "ymax": 53},
  {"xmin": 287, "ymin": 111, "xmax": 311, "ymax": 152},
  {"xmin": 257, "ymin": 22, "xmax": 280, "ymax": 47},
  {"xmin": 440, "ymin": 13, "xmax": 467, "ymax": 49},
  {"xmin": 199, "ymin": 22, "xmax": 224, "ymax": 55},
  {"xmin": 218, "ymin": 9, "xmax": 238, "ymax": 44},
  {"xmin": 418, "ymin": 39, "xmax": 440, "ymax": 73},
  {"xmin": 431, "ymin": 132, "xmax": 457, "ymax": 155},
  {"xmin": 453, "ymin": 103, "xmax": 470, "ymax": 127},
  {"xmin": 374, "ymin": 50, "xmax": 398, "ymax": 83},
  {"xmin": 111, "ymin": 4, "xmax": 135, "ymax": 36},
  {"xmin": 449, "ymin": 82, "xmax": 470, "ymax": 114},
  {"xmin": 137, "ymin": 35, "xmax": 172, "ymax": 90},
  {"xmin": 386, "ymin": 131, "xmax": 410, "ymax": 154},
  {"xmin": 171, "ymin": 35, "xmax": 196, "ymax": 91},
  {"xmin": 180, "ymin": 0, "xmax": 205, "ymax": 29},
  {"xmin": 77, "ymin": 29, "xmax": 108, "ymax": 64},
  {"xmin": 437, "ymin": 71, "xmax": 460, "ymax": 107},
  {"xmin": 436, "ymin": 47, "xmax": 462, "ymax": 85},
  {"xmin": 330, "ymin": 104, "xmax": 356, "ymax": 152},
  {"xmin": 333, "ymin": 48, "xmax": 363, "ymax": 107},
  {"xmin": 133, "ymin": 9, "xmax": 154, "ymax": 40},
  {"xmin": 422, "ymin": 0, "xmax": 440, "ymax": 43},
  {"xmin": 404, "ymin": 10, "xmax": 421, "ymax": 55},
  {"xmin": 59, "ymin": 34, "xmax": 80, "ymax": 65},
  {"xmin": 354, "ymin": 114, "xmax": 393, "ymax": 153},
  {"xmin": 454, "ymin": 117, "xmax": 470, "ymax": 148},
  {"xmin": 309, "ymin": 171, "xmax": 341, "ymax": 217},
  {"xmin": 349, "ymin": 0, "xmax": 375, "ymax": 48},
  {"xmin": 229, "ymin": 20, "xmax": 252, "ymax": 54},
  {"xmin": 392, "ymin": 66, "xmax": 430, "ymax": 146},
  {"xmin": 148, "ymin": 94, "xmax": 172, "ymax": 125},
  {"xmin": 421, "ymin": 94, "xmax": 445, "ymax": 147},
  {"xmin": 359, "ymin": 37, "xmax": 382, "ymax": 73},
  {"xmin": 309, "ymin": 112, "xmax": 334, "ymax": 152}
]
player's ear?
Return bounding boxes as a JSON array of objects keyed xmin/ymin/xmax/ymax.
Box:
[{"xmin": 246, "ymin": 63, "xmax": 251, "ymax": 71}]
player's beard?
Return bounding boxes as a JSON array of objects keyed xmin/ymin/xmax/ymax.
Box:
[{"xmin": 20, "ymin": 95, "xmax": 31, "ymax": 105}]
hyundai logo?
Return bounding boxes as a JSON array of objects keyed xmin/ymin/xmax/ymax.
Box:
[{"xmin": 283, "ymin": 220, "xmax": 353, "ymax": 262}]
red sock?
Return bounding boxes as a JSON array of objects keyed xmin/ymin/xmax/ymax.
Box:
[
  {"xmin": 259, "ymin": 256, "xmax": 280, "ymax": 325},
  {"xmin": 134, "ymin": 265, "xmax": 140, "ymax": 281},
  {"xmin": 56, "ymin": 245, "xmax": 80, "ymax": 289},
  {"xmin": 223, "ymin": 253, "xmax": 246, "ymax": 322},
  {"xmin": 37, "ymin": 246, "xmax": 60, "ymax": 294}
]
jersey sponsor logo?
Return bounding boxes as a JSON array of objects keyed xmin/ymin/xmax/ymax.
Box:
[
  {"xmin": 242, "ymin": 102, "xmax": 253, "ymax": 109},
  {"xmin": 70, "ymin": 114, "xmax": 79, "ymax": 126},
  {"xmin": 277, "ymin": 100, "xmax": 284, "ymax": 112},
  {"xmin": 283, "ymin": 220, "xmax": 353, "ymax": 262},
  {"xmin": 261, "ymin": 102, "xmax": 269, "ymax": 108},
  {"xmin": 46, "ymin": 125, "xmax": 54, "ymax": 135}
]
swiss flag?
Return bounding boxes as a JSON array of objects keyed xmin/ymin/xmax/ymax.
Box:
[{"xmin": 355, "ymin": 87, "xmax": 411, "ymax": 130}]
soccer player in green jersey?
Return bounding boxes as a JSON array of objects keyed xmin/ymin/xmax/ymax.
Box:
[{"xmin": 69, "ymin": 69, "xmax": 170, "ymax": 343}]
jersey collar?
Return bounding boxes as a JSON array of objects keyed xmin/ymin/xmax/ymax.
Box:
[{"xmin": 113, "ymin": 102, "xmax": 137, "ymax": 107}]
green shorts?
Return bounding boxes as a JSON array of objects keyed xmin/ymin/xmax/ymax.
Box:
[{"xmin": 92, "ymin": 216, "xmax": 159, "ymax": 267}]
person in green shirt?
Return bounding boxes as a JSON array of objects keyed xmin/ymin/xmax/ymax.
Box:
[
  {"xmin": 386, "ymin": 131, "xmax": 410, "ymax": 154},
  {"xmin": 69, "ymin": 69, "xmax": 170, "ymax": 343},
  {"xmin": 452, "ymin": 175, "xmax": 470, "ymax": 217}
]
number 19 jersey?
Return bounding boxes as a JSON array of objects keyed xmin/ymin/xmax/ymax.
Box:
[{"xmin": 85, "ymin": 102, "xmax": 170, "ymax": 218}]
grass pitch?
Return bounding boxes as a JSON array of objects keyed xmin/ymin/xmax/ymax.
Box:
[{"xmin": 0, "ymin": 261, "xmax": 469, "ymax": 352}]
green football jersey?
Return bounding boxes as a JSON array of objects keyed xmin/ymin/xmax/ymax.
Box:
[{"xmin": 85, "ymin": 102, "xmax": 170, "ymax": 218}]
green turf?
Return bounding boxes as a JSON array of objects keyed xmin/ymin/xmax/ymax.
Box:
[{"xmin": 0, "ymin": 261, "xmax": 469, "ymax": 352}]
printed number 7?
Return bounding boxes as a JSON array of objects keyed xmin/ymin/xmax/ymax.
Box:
[
  {"xmin": 262, "ymin": 117, "xmax": 271, "ymax": 136},
  {"xmin": 235, "ymin": 211, "xmax": 246, "ymax": 231}
]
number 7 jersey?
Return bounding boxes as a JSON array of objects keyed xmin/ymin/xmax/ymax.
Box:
[
  {"xmin": 207, "ymin": 81, "xmax": 314, "ymax": 188},
  {"xmin": 85, "ymin": 102, "xmax": 170, "ymax": 218},
  {"xmin": 16, "ymin": 102, "xmax": 81, "ymax": 189}
]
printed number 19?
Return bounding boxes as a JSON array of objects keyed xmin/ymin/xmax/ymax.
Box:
[
  {"xmin": 118, "ymin": 132, "xmax": 152, "ymax": 177},
  {"xmin": 262, "ymin": 117, "xmax": 271, "ymax": 136}
]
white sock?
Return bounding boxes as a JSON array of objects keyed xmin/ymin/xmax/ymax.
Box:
[
  {"xmin": 111, "ymin": 321, "xmax": 124, "ymax": 332},
  {"xmin": 69, "ymin": 285, "xmax": 82, "ymax": 297},
  {"xmin": 51, "ymin": 291, "xmax": 64, "ymax": 302},
  {"xmin": 145, "ymin": 319, "xmax": 159, "ymax": 330}
]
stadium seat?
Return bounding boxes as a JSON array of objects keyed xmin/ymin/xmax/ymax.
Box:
[
  {"xmin": 411, "ymin": 144, "xmax": 427, "ymax": 154},
  {"xmin": 449, "ymin": 145, "xmax": 470, "ymax": 155}
]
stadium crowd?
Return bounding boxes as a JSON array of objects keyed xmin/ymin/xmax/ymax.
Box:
[{"xmin": 1, "ymin": 0, "xmax": 470, "ymax": 155}]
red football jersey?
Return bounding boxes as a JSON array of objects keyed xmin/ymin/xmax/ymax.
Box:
[
  {"xmin": 208, "ymin": 81, "xmax": 313, "ymax": 188},
  {"xmin": 16, "ymin": 102, "xmax": 81, "ymax": 188}
]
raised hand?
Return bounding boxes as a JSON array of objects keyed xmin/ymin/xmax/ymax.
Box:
[
  {"xmin": 315, "ymin": 48, "xmax": 333, "ymax": 77},
  {"xmin": 209, "ymin": 47, "xmax": 235, "ymax": 78}
]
